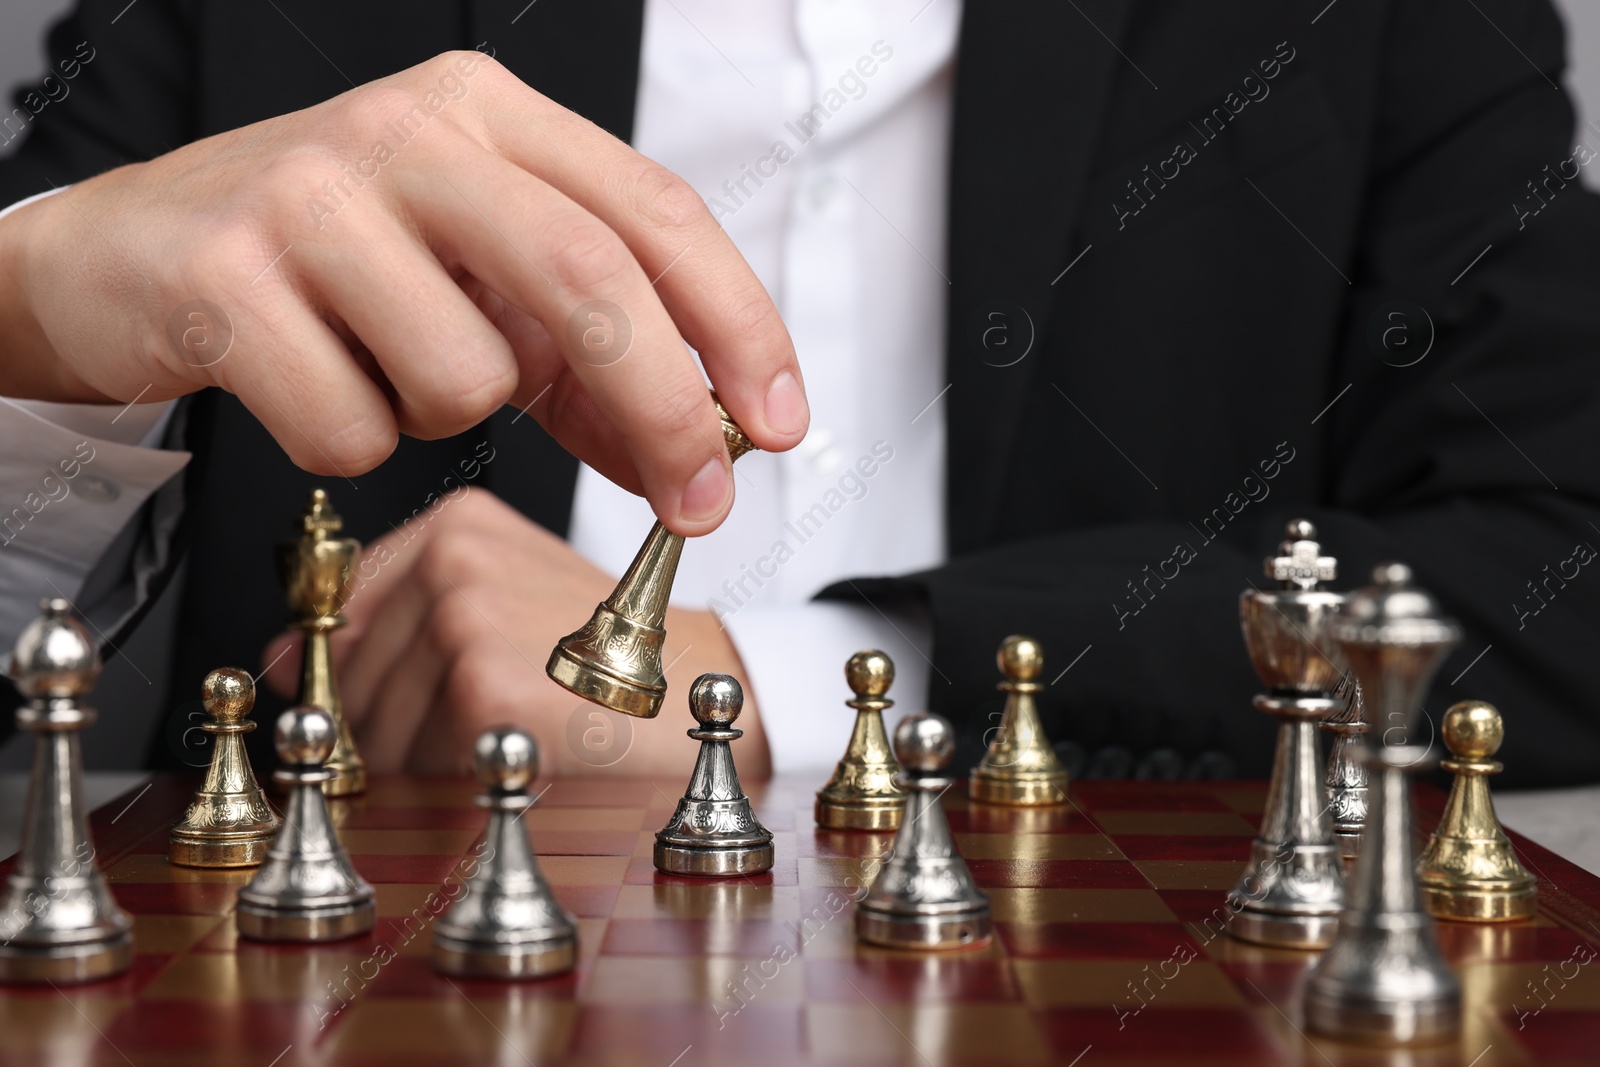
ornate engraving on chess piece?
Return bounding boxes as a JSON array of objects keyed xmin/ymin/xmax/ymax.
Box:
[
  {"xmin": 433, "ymin": 727, "xmax": 578, "ymax": 978},
  {"xmin": 1416, "ymin": 701, "xmax": 1537, "ymax": 922},
  {"xmin": 969, "ymin": 635, "xmax": 1069, "ymax": 807},
  {"xmin": 549, "ymin": 395, "xmax": 756, "ymax": 719},
  {"xmin": 1323, "ymin": 670, "xmax": 1368, "ymax": 860},
  {"xmin": 278, "ymin": 488, "xmax": 365, "ymax": 796},
  {"xmin": 655, "ymin": 674, "xmax": 775, "ymax": 876},
  {"xmin": 1306, "ymin": 562, "xmax": 1463, "ymax": 1045},
  {"xmin": 815, "ymin": 650, "xmax": 905, "ymax": 831},
  {"xmin": 237, "ymin": 706, "xmax": 376, "ymax": 942},
  {"xmin": 1226, "ymin": 520, "xmax": 1346, "ymax": 949},
  {"xmin": 857, "ymin": 713, "xmax": 992, "ymax": 950},
  {"xmin": 0, "ymin": 600, "xmax": 132, "ymax": 984},
  {"xmin": 169, "ymin": 668, "xmax": 282, "ymax": 867}
]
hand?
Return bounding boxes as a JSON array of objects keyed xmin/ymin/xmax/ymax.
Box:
[
  {"xmin": 0, "ymin": 51, "xmax": 807, "ymax": 535},
  {"xmin": 259, "ymin": 487, "xmax": 771, "ymax": 778}
]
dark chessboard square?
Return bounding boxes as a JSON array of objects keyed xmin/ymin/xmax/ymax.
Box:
[
  {"xmin": 1433, "ymin": 918, "xmax": 1577, "ymax": 963},
  {"xmin": 998, "ymin": 921, "xmax": 1201, "ymax": 960},
  {"xmin": 101, "ymin": 1000, "xmax": 321, "ymax": 1050},
  {"xmin": 1034, "ymin": 1005, "xmax": 1286, "ymax": 1060},
  {"xmin": 572, "ymin": 1003, "xmax": 804, "ymax": 1056},
  {"xmin": 353, "ymin": 854, "xmax": 485, "ymax": 884},
  {"xmin": 1503, "ymin": 1009, "xmax": 1600, "ymax": 1064},
  {"xmin": 601, "ymin": 918, "xmax": 803, "ymax": 957},
  {"xmin": 802, "ymin": 956, "xmax": 1022, "ymax": 1003},
  {"xmin": 1112, "ymin": 835, "xmax": 1254, "ymax": 862},
  {"xmin": 945, "ymin": 805, "xmax": 1099, "ymax": 835},
  {"xmin": 1071, "ymin": 782, "xmax": 1234, "ymax": 813},
  {"xmin": 338, "ymin": 805, "xmax": 487, "ymax": 831},
  {"xmin": 965, "ymin": 858, "xmax": 1148, "ymax": 889}
]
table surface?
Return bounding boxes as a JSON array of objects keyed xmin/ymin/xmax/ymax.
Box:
[{"xmin": 3, "ymin": 773, "xmax": 1600, "ymax": 1066}]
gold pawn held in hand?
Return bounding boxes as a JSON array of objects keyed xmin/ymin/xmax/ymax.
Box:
[
  {"xmin": 169, "ymin": 668, "xmax": 282, "ymax": 867},
  {"xmin": 969, "ymin": 635, "xmax": 1069, "ymax": 806},
  {"xmin": 1416, "ymin": 700, "xmax": 1537, "ymax": 921},
  {"xmin": 278, "ymin": 488, "xmax": 365, "ymax": 796},
  {"xmin": 548, "ymin": 394, "xmax": 756, "ymax": 719},
  {"xmin": 815, "ymin": 650, "xmax": 905, "ymax": 831}
]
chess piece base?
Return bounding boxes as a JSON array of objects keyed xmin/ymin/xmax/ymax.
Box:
[
  {"xmin": 968, "ymin": 771, "xmax": 1068, "ymax": 807},
  {"xmin": 432, "ymin": 932, "xmax": 577, "ymax": 979},
  {"xmin": 1226, "ymin": 908, "xmax": 1340, "ymax": 950},
  {"xmin": 236, "ymin": 898, "xmax": 375, "ymax": 942},
  {"xmin": 547, "ymin": 642, "xmax": 662, "ymax": 719},
  {"xmin": 815, "ymin": 797, "xmax": 901, "ymax": 832},
  {"xmin": 1421, "ymin": 882, "xmax": 1537, "ymax": 922},
  {"xmin": 855, "ymin": 905, "xmax": 993, "ymax": 950},
  {"xmin": 1305, "ymin": 986, "xmax": 1461, "ymax": 1046},
  {"xmin": 654, "ymin": 841, "xmax": 774, "ymax": 877},
  {"xmin": 0, "ymin": 932, "xmax": 132, "ymax": 985},
  {"xmin": 168, "ymin": 831, "xmax": 276, "ymax": 868}
]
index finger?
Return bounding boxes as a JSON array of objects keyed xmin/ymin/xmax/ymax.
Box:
[{"xmin": 464, "ymin": 57, "xmax": 810, "ymax": 452}]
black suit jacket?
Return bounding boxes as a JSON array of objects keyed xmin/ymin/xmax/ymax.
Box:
[{"xmin": 4, "ymin": 0, "xmax": 1599, "ymax": 786}]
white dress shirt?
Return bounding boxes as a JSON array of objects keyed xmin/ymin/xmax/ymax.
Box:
[{"xmin": 0, "ymin": 0, "xmax": 959, "ymax": 773}]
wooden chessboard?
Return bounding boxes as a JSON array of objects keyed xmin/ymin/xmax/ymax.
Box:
[{"xmin": 2, "ymin": 774, "xmax": 1599, "ymax": 1066}]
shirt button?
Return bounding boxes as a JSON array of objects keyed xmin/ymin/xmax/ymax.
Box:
[{"xmin": 808, "ymin": 173, "xmax": 839, "ymax": 211}]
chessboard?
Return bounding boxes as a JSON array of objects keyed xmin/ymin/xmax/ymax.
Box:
[{"xmin": 3, "ymin": 774, "xmax": 1599, "ymax": 1066}]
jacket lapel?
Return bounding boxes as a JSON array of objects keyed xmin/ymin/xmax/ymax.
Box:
[{"xmin": 944, "ymin": 0, "xmax": 1137, "ymax": 552}]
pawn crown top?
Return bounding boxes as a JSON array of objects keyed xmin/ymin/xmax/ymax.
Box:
[
  {"xmin": 1442, "ymin": 700, "xmax": 1504, "ymax": 759},
  {"xmin": 202, "ymin": 668, "xmax": 255, "ymax": 723},
  {"xmin": 998, "ymin": 635, "xmax": 1043, "ymax": 682},
  {"xmin": 846, "ymin": 650, "xmax": 894, "ymax": 700},
  {"xmin": 894, "ymin": 713, "xmax": 955, "ymax": 773},
  {"xmin": 11, "ymin": 598, "xmax": 101, "ymax": 698},
  {"xmin": 1266, "ymin": 519, "xmax": 1336, "ymax": 590},
  {"xmin": 275, "ymin": 706, "xmax": 335, "ymax": 765},
  {"xmin": 474, "ymin": 726, "xmax": 538, "ymax": 792},
  {"xmin": 690, "ymin": 673, "xmax": 743, "ymax": 727}
]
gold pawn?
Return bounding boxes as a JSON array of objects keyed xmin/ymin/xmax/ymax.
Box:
[
  {"xmin": 1417, "ymin": 700, "xmax": 1537, "ymax": 921},
  {"xmin": 547, "ymin": 394, "xmax": 756, "ymax": 719},
  {"xmin": 278, "ymin": 488, "xmax": 366, "ymax": 796},
  {"xmin": 815, "ymin": 651, "xmax": 905, "ymax": 831},
  {"xmin": 169, "ymin": 669, "xmax": 282, "ymax": 867},
  {"xmin": 969, "ymin": 635, "xmax": 1069, "ymax": 806}
]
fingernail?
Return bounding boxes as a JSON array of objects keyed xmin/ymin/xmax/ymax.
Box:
[
  {"xmin": 764, "ymin": 370, "xmax": 809, "ymax": 435},
  {"xmin": 680, "ymin": 455, "xmax": 732, "ymax": 524}
]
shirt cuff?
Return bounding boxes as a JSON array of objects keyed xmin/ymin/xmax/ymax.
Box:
[
  {"xmin": 717, "ymin": 598, "xmax": 934, "ymax": 776},
  {"xmin": 0, "ymin": 185, "xmax": 67, "ymax": 223},
  {"xmin": 0, "ymin": 398, "xmax": 191, "ymax": 650}
]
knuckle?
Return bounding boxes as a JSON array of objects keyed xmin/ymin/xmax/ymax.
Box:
[
  {"xmin": 412, "ymin": 357, "xmax": 517, "ymax": 437},
  {"xmin": 714, "ymin": 288, "xmax": 784, "ymax": 346},
  {"xmin": 417, "ymin": 531, "xmax": 484, "ymax": 594},
  {"xmin": 426, "ymin": 588, "xmax": 488, "ymax": 653},
  {"xmin": 548, "ymin": 216, "xmax": 634, "ymax": 295},
  {"xmin": 337, "ymin": 86, "xmax": 425, "ymax": 138},
  {"xmin": 631, "ymin": 162, "xmax": 708, "ymax": 234}
]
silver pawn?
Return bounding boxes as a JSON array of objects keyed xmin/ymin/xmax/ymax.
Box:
[
  {"xmin": 432, "ymin": 727, "xmax": 577, "ymax": 979},
  {"xmin": 236, "ymin": 706, "xmax": 375, "ymax": 941},
  {"xmin": 0, "ymin": 599, "xmax": 132, "ymax": 984},
  {"xmin": 1226, "ymin": 519, "xmax": 1346, "ymax": 949},
  {"xmin": 1305, "ymin": 562, "xmax": 1463, "ymax": 1045},
  {"xmin": 856, "ymin": 713, "xmax": 993, "ymax": 950},
  {"xmin": 654, "ymin": 674, "xmax": 774, "ymax": 876}
]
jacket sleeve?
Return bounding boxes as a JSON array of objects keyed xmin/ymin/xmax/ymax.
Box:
[
  {"xmin": 0, "ymin": 0, "xmax": 197, "ymax": 203},
  {"xmin": 832, "ymin": 0, "xmax": 1600, "ymax": 790}
]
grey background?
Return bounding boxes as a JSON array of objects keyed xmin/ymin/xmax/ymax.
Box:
[{"xmin": 2, "ymin": 0, "xmax": 1600, "ymax": 874}]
